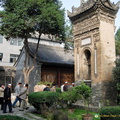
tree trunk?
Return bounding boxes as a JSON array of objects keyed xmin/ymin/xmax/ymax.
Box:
[
  {"xmin": 23, "ymin": 33, "xmax": 41, "ymax": 84},
  {"xmin": 23, "ymin": 66, "xmax": 34, "ymax": 84}
]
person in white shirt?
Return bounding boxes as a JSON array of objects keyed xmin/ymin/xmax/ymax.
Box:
[{"xmin": 61, "ymin": 82, "xmax": 68, "ymax": 92}]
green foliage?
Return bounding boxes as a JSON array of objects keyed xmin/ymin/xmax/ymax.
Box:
[
  {"xmin": 115, "ymin": 28, "xmax": 120, "ymax": 55},
  {"xmin": 34, "ymin": 108, "xmax": 100, "ymax": 120},
  {"xmin": 59, "ymin": 82, "xmax": 91, "ymax": 108},
  {"xmin": 113, "ymin": 67, "xmax": 120, "ymax": 88},
  {"xmin": 0, "ymin": 115, "xmax": 28, "ymax": 120},
  {"xmin": 37, "ymin": 81, "xmax": 53, "ymax": 86},
  {"xmin": 28, "ymin": 91, "xmax": 59, "ymax": 113},
  {"xmin": 0, "ymin": 0, "xmax": 65, "ymax": 40},
  {"xmin": 113, "ymin": 59, "xmax": 120, "ymax": 104},
  {"xmin": 100, "ymin": 106, "xmax": 120, "ymax": 120},
  {"xmin": 47, "ymin": 110, "xmax": 71, "ymax": 120},
  {"xmin": 115, "ymin": 40, "xmax": 120, "ymax": 55},
  {"xmin": 115, "ymin": 27, "xmax": 120, "ymax": 41},
  {"xmin": 64, "ymin": 20, "xmax": 74, "ymax": 50},
  {"xmin": 113, "ymin": 59, "xmax": 120, "ymax": 90},
  {"xmin": 56, "ymin": 87, "xmax": 61, "ymax": 93},
  {"xmin": 59, "ymin": 89, "xmax": 80, "ymax": 108},
  {"xmin": 115, "ymin": 58, "xmax": 120, "ymax": 67},
  {"xmin": 68, "ymin": 109, "xmax": 100, "ymax": 120},
  {"xmin": 74, "ymin": 82, "xmax": 92, "ymax": 100}
]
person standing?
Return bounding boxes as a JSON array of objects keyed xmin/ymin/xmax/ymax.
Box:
[
  {"xmin": 12, "ymin": 82, "xmax": 22, "ymax": 108},
  {"xmin": 3, "ymin": 84, "xmax": 13, "ymax": 113},
  {"xmin": 61, "ymin": 82, "xmax": 65, "ymax": 92},
  {"xmin": 19, "ymin": 84, "xmax": 29, "ymax": 111},
  {"xmin": 50, "ymin": 84, "xmax": 56, "ymax": 92},
  {"xmin": 43, "ymin": 84, "xmax": 50, "ymax": 91},
  {"xmin": 0, "ymin": 85, "xmax": 5, "ymax": 110},
  {"xmin": 63, "ymin": 82, "xmax": 69, "ymax": 91}
]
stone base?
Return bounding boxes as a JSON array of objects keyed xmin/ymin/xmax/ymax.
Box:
[
  {"xmin": 91, "ymin": 81, "xmax": 117, "ymax": 107},
  {"xmin": 74, "ymin": 80, "xmax": 117, "ymax": 107}
]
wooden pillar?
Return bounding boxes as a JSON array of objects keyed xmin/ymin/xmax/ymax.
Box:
[{"xmin": 58, "ymin": 68, "xmax": 61, "ymax": 87}]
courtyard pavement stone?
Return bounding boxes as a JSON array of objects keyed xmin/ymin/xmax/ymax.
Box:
[{"xmin": 0, "ymin": 105, "xmax": 45, "ymax": 120}]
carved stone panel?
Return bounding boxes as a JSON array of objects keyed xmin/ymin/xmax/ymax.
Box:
[
  {"xmin": 93, "ymin": 33, "xmax": 100, "ymax": 42},
  {"xmin": 73, "ymin": 16, "xmax": 99, "ymax": 35}
]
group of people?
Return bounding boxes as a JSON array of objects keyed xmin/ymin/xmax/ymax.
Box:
[
  {"xmin": 0, "ymin": 82, "xmax": 74, "ymax": 113},
  {"xmin": 61, "ymin": 82, "xmax": 75, "ymax": 92},
  {"xmin": 43, "ymin": 82, "xmax": 75, "ymax": 92},
  {"xmin": 43, "ymin": 84, "xmax": 56, "ymax": 92},
  {"xmin": 0, "ymin": 82, "xmax": 29, "ymax": 113}
]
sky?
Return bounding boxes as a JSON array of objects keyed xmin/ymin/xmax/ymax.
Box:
[{"xmin": 61, "ymin": 0, "xmax": 120, "ymax": 31}]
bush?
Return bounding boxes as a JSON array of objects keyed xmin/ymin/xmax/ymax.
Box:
[
  {"xmin": 50, "ymin": 110, "xmax": 70, "ymax": 120},
  {"xmin": 28, "ymin": 91, "xmax": 59, "ymax": 113},
  {"xmin": 113, "ymin": 58, "xmax": 120, "ymax": 104},
  {"xmin": 59, "ymin": 83, "xmax": 91, "ymax": 108},
  {"xmin": 59, "ymin": 89, "xmax": 80, "ymax": 108},
  {"xmin": 56, "ymin": 87, "xmax": 61, "ymax": 93},
  {"xmin": 100, "ymin": 106, "xmax": 120, "ymax": 120},
  {"xmin": 74, "ymin": 82, "xmax": 92, "ymax": 100},
  {"xmin": 0, "ymin": 115, "xmax": 28, "ymax": 120}
]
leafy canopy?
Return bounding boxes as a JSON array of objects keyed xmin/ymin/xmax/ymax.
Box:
[
  {"xmin": 115, "ymin": 27, "xmax": 120, "ymax": 55},
  {"xmin": 113, "ymin": 59, "xmax": 120, "ymax": 92},
  {"xmin": 0, "ymin": 0, "xmax": 65, "ymax": 40}
]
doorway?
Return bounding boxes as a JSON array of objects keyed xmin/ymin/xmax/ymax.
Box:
[{"xmin": 83, "ymin": 49, "xmax": 91, "ymax": 80}]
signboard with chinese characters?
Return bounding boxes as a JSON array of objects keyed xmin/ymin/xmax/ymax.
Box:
[{"xmin": 81, "ymin": 37, "xmax": 91, "ymax": 46}]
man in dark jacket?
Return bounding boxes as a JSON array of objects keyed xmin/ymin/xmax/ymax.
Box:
[
  {"xmin": 43, "ymin": 84, "xmax": 50, "ymax": 91},
  {"xmin": 3, "ymin": 84, "xmax": 13, "ymax": 113}
]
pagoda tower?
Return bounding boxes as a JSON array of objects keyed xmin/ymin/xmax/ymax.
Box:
[{"xmin": 68, "ymin": 0, "xmax": 120, "ymax": 106}]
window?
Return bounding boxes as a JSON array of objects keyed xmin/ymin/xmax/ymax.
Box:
[
  {"xmin": 18, "ymin": 39, "xmax": 23, "ymax": 46},
  {"xmin": 10, "ymin": 39, "xmax": 17, "ymax": 45},
  {"xmin": 10, "ymin": 54, "xmax": 18, "ymax": 63},
  {"xmin": 0, "ymin": 35, "xmax": 3, "ymax": 43},
  {"xmin": 10, "ymin": 38, "xmax": 23, "ymax": 46},
  {"xmin": 0, "ymin": 53, "xmax": 3, "ymax": 61}
]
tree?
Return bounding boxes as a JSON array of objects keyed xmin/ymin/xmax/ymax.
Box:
[
  {"xmin": 0, "ymin": 0, "xmax": 65, "ymax": 84},
  {"xmin": 64, "ymin": 20, "xmax": 74, "ymax": 50},
  {"xmin": 115, "ymin": 27, "xmax": 120, "ymax": 55},
  {"xmin": 113, "ymin": 58, "xmax": 120, "ymax": 104}
]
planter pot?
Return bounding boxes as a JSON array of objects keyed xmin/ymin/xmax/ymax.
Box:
[{"xmin": 82, "ymin": 114, "xmax": 93, "ymax": 120}]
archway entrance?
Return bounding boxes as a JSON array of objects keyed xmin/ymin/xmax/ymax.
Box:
[{"xmin": 83, "ymin": 49, "xmax": 91, "ymax": 80}]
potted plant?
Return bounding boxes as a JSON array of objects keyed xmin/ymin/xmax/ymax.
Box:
[{"xmin": 75, "ymin": 82, "xmax": 93, "ymax": 120}]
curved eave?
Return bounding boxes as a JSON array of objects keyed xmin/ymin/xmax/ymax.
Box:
[
  {"xmin": 68, "ymin": 0, "xmax": 119, "ymax": 22},
  {"xmin": 100, "ymin": 0, "xmax": 120, "ymax": 14},
  {"xmin": 68, "ymin": 1, "xmax": 95, "ymax": 21}
]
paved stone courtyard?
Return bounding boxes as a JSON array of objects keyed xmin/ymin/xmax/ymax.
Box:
[
  {"xmin": 0, "ymin": 105, "xmax": 45, "ymax": 120},
  {"xmin": 0, "ymin": 94, "xmax": 45, "ymax": 120}
]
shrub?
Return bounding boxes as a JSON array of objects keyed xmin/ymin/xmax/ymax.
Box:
[
  {"xmin": 73, "ymin": 82, "xmax": 92, "ymax": 114},
  {"xmin": 100, "ymin": 106, "xmax": 120, "ymax": 120},
  {"xmin": 37, "ymin": 81, "xmax": 53, "ymax": 86},
  {"xmin": 50, "ymin": 110, "xmax": 70, "ymax": 120},
  {"xmin": 113, "ymin": 58, "xmax": 120, "ymax": 104},
  {"xmin": 59, "ymin": 82, "xmax": 91, "ymax": 109},
  {"xmin": 59, "ymin": 89, "xmax": 80, "ymax": 108},
  {"xmin": 56, "ymin": 87, "xmax": 61, "ymax": 93},
  {"xmin": 28, "ymin": 91, "xmax": 59, "ymax": 113},
  {"xmin": 0, "ymin": 115, "xmax": 28, "ymax": 120},
  {"xmin": 74, "ymin": 82, "xmax": 92, "ymax": 100}
]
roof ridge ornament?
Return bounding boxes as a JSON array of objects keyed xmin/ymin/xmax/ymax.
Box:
[
  {"xmin": 80, "ymin": 0, "xmax": 88, "ymax": 5},
  {"xmin": 115, "ymin": 1, "xmax": 120, "ymax": 8},
  {"xmin": 68, "ymin": 0, "xmax": 119, "ymax": 21}
]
